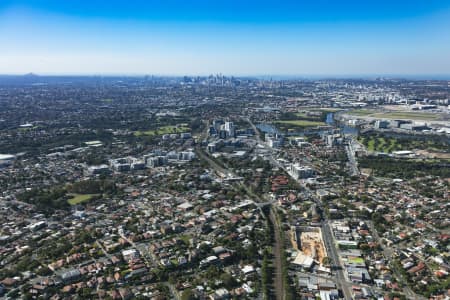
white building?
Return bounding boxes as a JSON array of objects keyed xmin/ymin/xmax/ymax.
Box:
[
  {"xmin": 266, "ymin": 134, "xmax": 284, "ymax": 148},
  {"xmin": 223, "ymin": 121, "xmax": 235, "ymax": 138},
  {"xmin": 87, "ymin": 164, "xmax": 110, "ymax": 175},
  {"xmin": 146, "ymin": 156, "xmax": 168, "ymax": 168},
  {"xmin": 290, "ymin": 164, "xmax": 315, "ymax": 179},
  {"xmin": 0, "ymin": 154, "xmax": 15, "ymax": 168}
]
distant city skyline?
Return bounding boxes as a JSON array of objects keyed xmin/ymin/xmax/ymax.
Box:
[{"xmin": 1, "ymin": 0, "xmax": 450, "ymax": 76}]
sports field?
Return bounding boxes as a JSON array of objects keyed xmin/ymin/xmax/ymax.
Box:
[
  {"xmin": 134, "ymin": 125, "xmax": 190, "ymax": 136},
  {"xmin": 372, "ymin": 111, "xmax": 439, "ymax": 120},
  {"xmin": 346, "ymin": 109, "xmax": 440, "ymax": 121},
  {"xmin": 68, "ymin": 194, "xmax": 99, "ymax": 205}
]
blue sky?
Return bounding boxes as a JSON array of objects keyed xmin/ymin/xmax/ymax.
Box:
[{"xmin": 1, "ymin": 0, "xmax": 450, "ymax": 76}]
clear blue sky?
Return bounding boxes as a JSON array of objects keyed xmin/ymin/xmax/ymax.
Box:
[{"xmin": 1, "ymin": 0, "xmax": 450, "ymax": 76}]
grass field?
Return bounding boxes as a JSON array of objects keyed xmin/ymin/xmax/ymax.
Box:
[
  {"xmin": 134, "ymin": 125, "xmax": 190, "ymax": 136},
  {"xmin": 346, "ymin": 109, "xmax": 377, "ymax": 116},
  {"xmin": 349, "ymin": 257, "xmax": 365, "ymax": 264},
  {"xmin": 179, "ymin": 235, "xmax": 191, "ymax": 245},
  {"xmin": 18, "ymin": 126, "xmax": 38, "ymax": 131},
  {"xmin": 275, "ymin": 120, "xmax": 326, "ymax": 128},
  {"xmin": 372, "ymin": 112, "xmax": 439, "ymax": 120},
  {"xmin": 347, "ymin": 109, "xmax": 440, "ymax": 121},
  {"xmin": 359, "ymin": 133, "xmax": 449, "ymax": 153},
  {"xmin": 295, "ymin": 112, "xmax": 310, "ymax": 118},
  {"xmin": 298, "ymin": 107, "xmax": 342, "ymax": 113},
  {"xmin": 67, "ymin": 194, "xmax": 99, "ymax": 205},
  {"xmin": 366, "ymin": 138, "xmax": 375, "ymax": 151},
  {"xmin": 359, "ymin": 135, "xmax": 401, "ymax": 153},
  {"xmin": 311, "ymin": 108, "xmax": 343, "ymax": 112}
]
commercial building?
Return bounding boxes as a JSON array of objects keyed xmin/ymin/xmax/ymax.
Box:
[
  {"xmin": 374, "ymin": 120, "xmax": 389, "ymax": 129},
  {"xmin": 0, "ymin": 154, "xmax": 15, "ymax": 168},
  {"xmin": 266, "ymin": 133, "xmax": 284, "ymax": 148},
  {"xmin": 87, "ymin": 164, "xmax": 111, "ymax": 175},
  {"xmin": 289, "ymin": 164, "xmax": 315, "ymax": 179}
]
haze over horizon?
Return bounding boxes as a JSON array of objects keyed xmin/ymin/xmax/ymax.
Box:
[{"xmin": 1, "ymin": 0, "xmax": 450, "ymax": 76}]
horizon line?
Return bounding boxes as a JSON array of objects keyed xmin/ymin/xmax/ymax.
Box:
[{"xmin": 1, "ymin": 73, "xmax": 450, "ymax": 80}]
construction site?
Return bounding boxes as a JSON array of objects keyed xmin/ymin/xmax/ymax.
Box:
[{"xmin": 291, "ymin": 226, "xmax": 328, "ymax": 266}]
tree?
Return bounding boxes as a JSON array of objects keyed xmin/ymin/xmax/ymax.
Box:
[
  {"xmin": 181, "ymin": 289, "xmax": 196, "ymax": 300},
  {"xmin": 220, "ymin": 272, "xmax": 237, "ymax": 289},
  {"xmin": 321, "ymin": 256, "xmax": 331, "ymax": 266}
]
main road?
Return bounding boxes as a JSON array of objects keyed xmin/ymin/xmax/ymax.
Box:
[
  {"xmin": 245, "ymin": 117, "xmax": 354, "ymax": 300},
  {"xmin": 321, "ymin": 222, "xmax": 353, "ymax": 300}
]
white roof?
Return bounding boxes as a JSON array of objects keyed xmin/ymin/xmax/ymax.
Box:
[
  {"xmin": 85, "ymin": 140, "xmax": 103, "ymax": 146},
  {"xmin": 293, "ymin": 253, "xmax": 314, "ymax": 268},
  {"xmin": 122, "ymin": 249, "xmax": 138, "ymax": 256},
  {"xmin": 177, "ymin": 202, "xmax": 193, "ymax": 209},
  {"xmin": 241, "ymin": 265, "xmax": 255, "ymax": 274},
  {"xmin": 392, "ymin": 150, "xmax": 413, "ymax": 155},
  {"xmin": 0, "ymin": 154, "xmax": 15, "ymax": 160}
]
